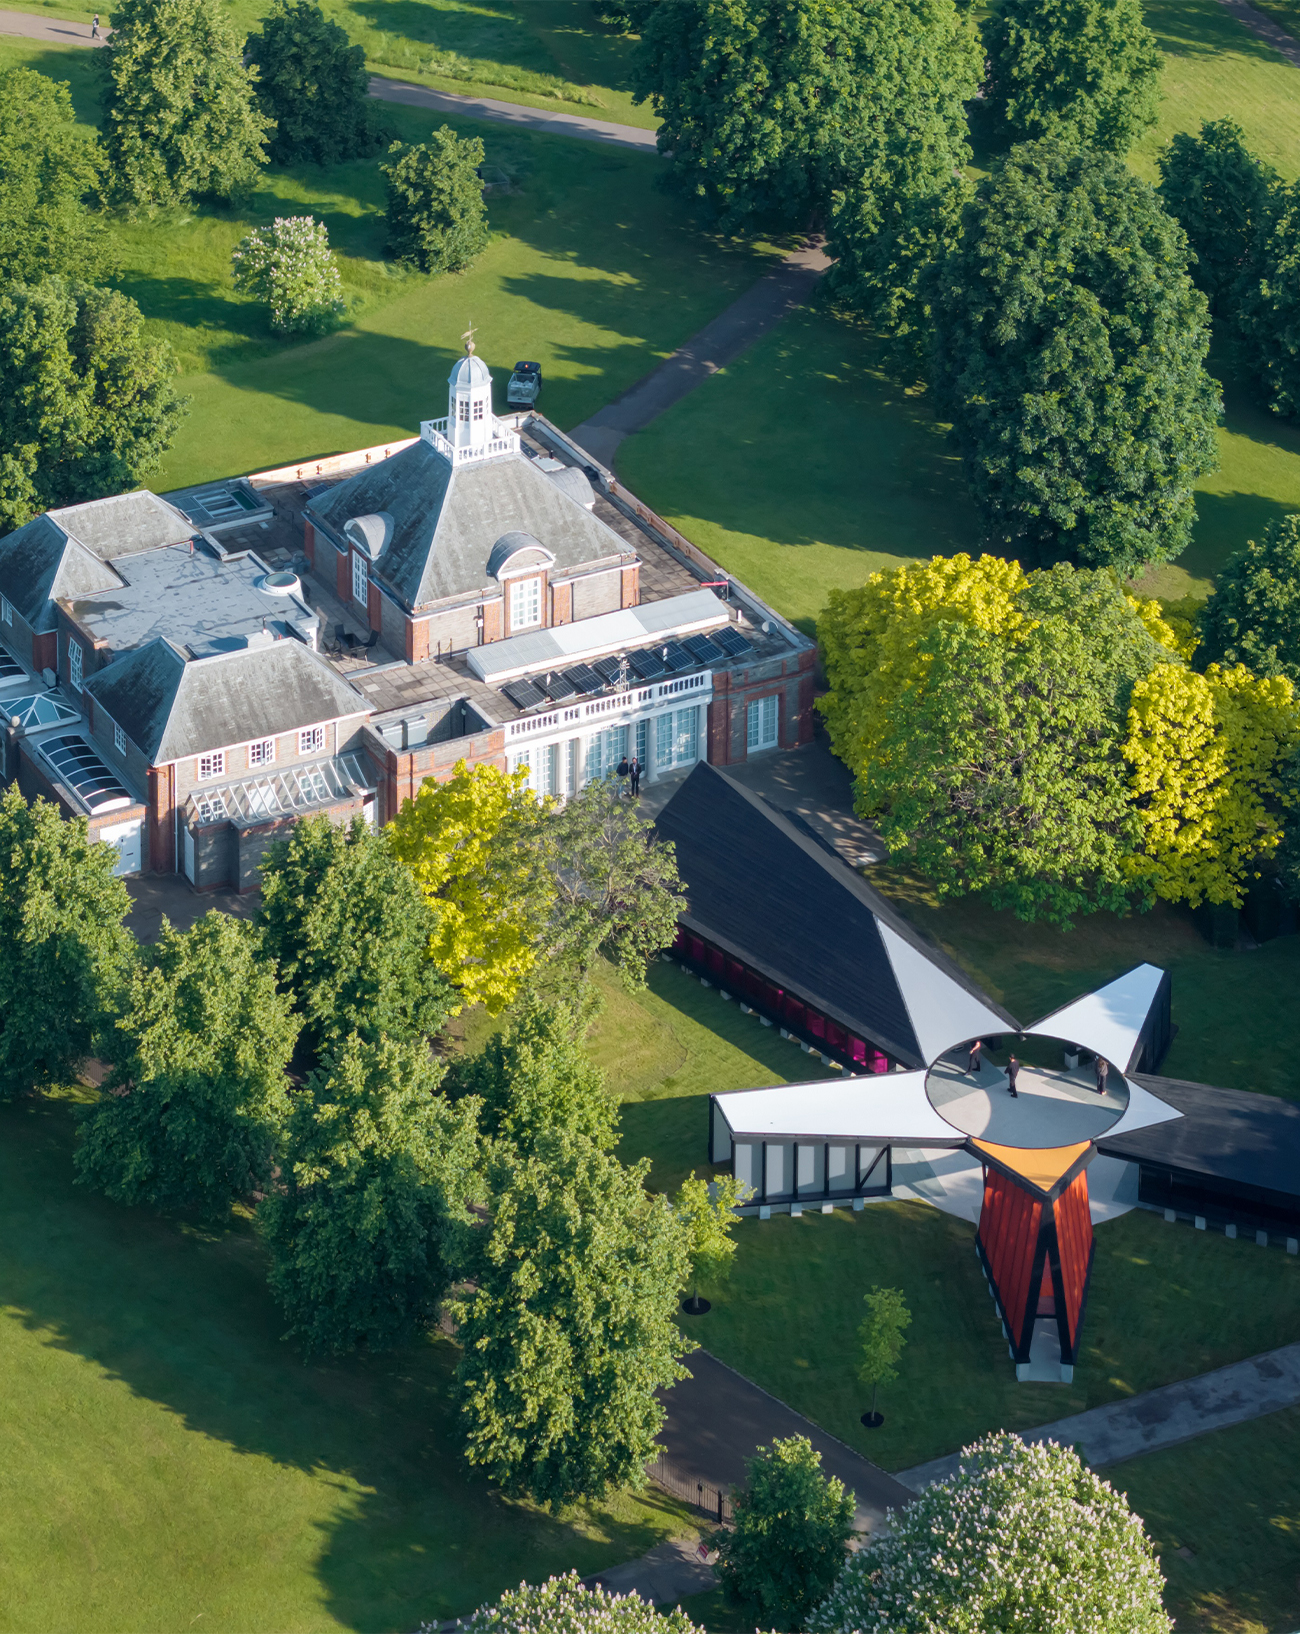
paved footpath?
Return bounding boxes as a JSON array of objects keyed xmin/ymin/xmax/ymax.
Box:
[
  {"xmin": 0, "ymin": 6, "xmax": 104, "ymax": 43},
  {"xmin": 898, "ymin": 1339, "xmax": 1300, "ymax": 1492},
  {"xmin": 1216, "ymin": 0, "xmax": 1300, "ymax": 66}
]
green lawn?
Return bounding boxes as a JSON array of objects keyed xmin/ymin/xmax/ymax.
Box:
[{"xmin": 0, "ymin": 1090, "xmax": 696, "ymax": 1634}]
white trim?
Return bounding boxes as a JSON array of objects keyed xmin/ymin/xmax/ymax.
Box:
[
  {"xmin": 351, "ymin": 549, "xmax": 369, "ymax": 608},
  {"xmin": 113, "ymin": 722, "xmax": 126, "ymax": 756},
  {"xmin": 248, "ymin": 737, "xmax": 276, "ymax": 768},
  {"xmin": 149, "ymin": 711, "xmax": 369, "ymax": 771},
  {"xmin": 509, "ymin": 575, "xmax": 542, "ymax": 632},
  {"xmin": 505, "ymin": 671, "xmax": 710, "ymax": 743},
  {"xmin": 1026, "ymin": 965, "xmax": 1167, "ymax": 1069},
  {"xmin": 68, "ymin": 639, "xmax": 83, "ymax": 691},
  {"xmin": 299, "ymin": 725, "xmax": 326, "ymax": 756},
  {"xmin": 197, "ymin": 750, "xmax": 226, "ymax": 781},
  {"xmin": 0, "ymin": 596, "xmax": 11, "ymax": 626}
]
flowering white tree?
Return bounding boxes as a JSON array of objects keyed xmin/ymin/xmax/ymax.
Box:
[
  {"xmin": 231, "ymin": 215, "xmax": 345, "ymax": 333},
  {"xmin": 434, "ymin": 1572, "xmax": 700, "ymax": 1633},
  {"xmin": 810, "ymin": 1434, "xmax": 1171, "ymax": 1634}
]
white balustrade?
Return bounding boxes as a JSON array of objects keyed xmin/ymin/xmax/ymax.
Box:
[{"xmin": 506, "ymin": 670, "xmax": 709, "ymax": 739}]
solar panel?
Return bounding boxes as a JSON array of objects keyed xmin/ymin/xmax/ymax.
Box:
[
  {"xmin": 683, "ymin": 634, "xmax": 724, "ymax": 664},
  {"xmin": 503, "ymin": 678, "xmax": 545, "ymax": 710},
  {"xmin": 591, "ymin": 656, "xmax": 623, "ymax": 683},
  {"xmin": 40, "ymin": 734, "xmax": 132, "ymax": 814},
  {"xmin": 541, "ymin": 674, "xmax": 578, "ymax": 702},
  {"xmin": 659, "ymin": 642, "xmax": 694, "ymax": 673},
  {"xmin": 629, "ymin": 649, "xmax": 666, "ymax": 681},
  {"xmin": 0, "ymin": 644, "xmax": 25, "ymax": 680},
  {"xmin": 564, "ymin": 664, "xmax": 604, "ymax": 695},
  {"xmin": 713, "ymin": 626, "xmax": 754, "ymax": 658}
]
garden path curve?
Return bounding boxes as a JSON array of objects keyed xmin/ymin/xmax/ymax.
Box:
[{"xmin": 1215, "ymin": 0, "xmax": 1300, "ymax": 67}]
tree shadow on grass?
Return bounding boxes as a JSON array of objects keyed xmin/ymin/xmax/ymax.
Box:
[
  {"xmin": 0, "ymin": 1096, "xmax": 690, "ymax": 1633},
  {"xmin": 1144, "ymin": 0, "xmax": 1288, "ymax": 61},
  {"xmin": 348, "ymin": 0, "xmax": 559, "ymax": 77}
]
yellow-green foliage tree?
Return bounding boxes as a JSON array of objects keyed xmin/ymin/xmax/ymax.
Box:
[
  {"xmin": 818, "ymin": 553, "xmax": 1029, "ymax": 808},
  {"xmin": 1123, "ymin": 663, "xmax": 1300, "ymax": 907},
  {"xmin": 388, "ymin": 760, "xmax": 555, "ymax": 1014}
]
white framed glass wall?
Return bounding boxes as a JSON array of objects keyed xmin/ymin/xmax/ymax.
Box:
[{"xmin": 509, "ymin": 702, "xmax": 702, "ymax": 797}]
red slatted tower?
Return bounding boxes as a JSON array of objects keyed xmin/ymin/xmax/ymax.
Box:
[{"xmin": 971, "ymin": 1140, "xmax": 1095, "ymax": 1373}]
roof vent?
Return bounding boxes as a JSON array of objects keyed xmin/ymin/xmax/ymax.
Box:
[
  {"xmin": 260, "ymin": 571, "xmax": 301, "ymax": 597},
  {"xmin": 244, "ymin": 629, "xmax": 275, "ymax": 650}
]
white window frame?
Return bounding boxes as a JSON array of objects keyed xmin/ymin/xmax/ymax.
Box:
[
  {"xmin": 299, "ymin": 725, "xmax": 326, "ymax": 756},
  {"xmin": 458, "ymin": 398, "xmax": 470, "ymax": 423},
  {"xmin": 747, "ymin": 694, "xmax": 779, "ymax": 752},
  {"xmin": 113, "ymin": 722, "xmax": 126, "ymax": 756},
  {"xmin": 1, "ymin": 596, "xmax": 11, "ymax": 626},
  {"xmin": 472, "ymin": 398, "xmax": 485, "ymax": 422},
  {"xmin": 248, "ymin": 737, "xmax": 276, "ymax": 768},
  {"xmin": 509, "ymin": 576, "xmax": 542, "ymax": 631},
  {"xmin": 68, "ymin": 639, "xmax": 83, "ymax": 690},
  {"xmin": 197, "ymin": 750, "xmax": 226, "ymax": 781},
  {"xmin": 351, "ymin": 550, "xmax": 369, "ymax": 608}
]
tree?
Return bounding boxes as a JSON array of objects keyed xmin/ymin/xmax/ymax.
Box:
[
  {"xmin": 0, "ymin": 278, "xmax": 187, "ymax": 531},
  {"xmin": 74, "ymin": 912, "xmax": 297, "ymax": 1218},
  {"xmin": 389, "ymin": 761, "xmax": 555, "ymax": 1014},
  {"xmin": 1157, "ymin": 119, "xmax": 1278, "ymax": 316},
  {"xmin": 454, "ymin": 1572, "xmax": 699, "ymax": 1634},
  {"xmin": 809, "ymin": 1433, "xmax": 1170, "ymax": 1633},
  {"xmin": 674, "ymin": 1171, "xmax": 745, "ymax": 1314},
  {"xmin": 0, "ymin": 786, "xmax": 133, "ymax": 1100},
  {"xmin": 711, "ymin": 1436, "xmax": 854, "ymax": 1630},
  {"xmin": 260, "ymin": 1033, "xmax": 481, "ymax": 1355},
  {"xmin": 453, "ymin": 996, "xmax": 620, "ymax": 1156},
  {"xmin": 247, "ymin": 0, "xmax": 376, "ymax": 166},
  {"xmin": 97, "ymin": 0, "xmax": 273, "ymax": 209},
  {"xmin": 454, "ymin": 1131, "xmax": 692, "ymax": 1508},
  {"xmin": 932, "ymin": 141, "xmax": 1220, "ymax": 575},
  {"xmin": 856, "ymin": 1286, "xmax": 910, "ymax": 1425},
  {"xmin": 1123, "ymin": 662, "xmax": 1300, "ymax": 908},
  {"xmin": 0, "ymin": 67, "xmax": 113, "ymax": 287},
  {"xmin": 257, "ymin": 814, "xmax": 453, "ymax": 1059},
  {"xmin": 985, "ymin": 0, "xmax": 1161, "ymax": 154},
  {"xmin": 381, "ymin": 128, "xmax": 490, "ymax": 274},
  {"xmin": 633, "ymin": 0, "xmax": 981, "ymax": 236},
  {"xmin": 232, "ymin": 216, "xmax": 345, "ymax": 334},
  {"xmin": 1237, "ymin": 178, "xmax": 1300, "ymax": 421},
  {"xmin": 545, "ymin": 777, "xmax": 685, "ymax": 991},
  {"xmin": 1275, "ymin": 747, "xmax": 1300, "ymax": 904},
  {"xmin": 1197, "ymin": 515, "xmax": 1300, "ymax": 684}
]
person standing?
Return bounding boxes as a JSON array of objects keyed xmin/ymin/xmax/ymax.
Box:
[
  {"xmin": 615, "ymin": 754, "xmax": 630, "ymax": 796},
  {"xmin": 628, "ymin": 754, "xmax": 641, "ymax": 797},
  {"xmin": 966, "ymin": 1039, "xmax": 983, "ymax": 1074},
  {"xmin": 1005, "ymin": 1055, "xmax": 1020, "ymax": 1098},
  {"xmin": 1095, "ymin": 1055, "xmax": 1110, "ymax": 1097},
  {"xmin": 90, "ymin": 12, "xmax": 100, "ymax": 36}
]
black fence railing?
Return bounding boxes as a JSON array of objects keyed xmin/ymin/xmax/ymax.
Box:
[{"xmin": 647, "ymin": 1453, "xmax": 733, "ymax": 1526}]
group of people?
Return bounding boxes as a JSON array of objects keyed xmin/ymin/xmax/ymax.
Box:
[
  {"xmin": 965, "ymin": 1039, "xmax": 1111, "ymax": 1098},
  {"xmin": 614, "ymin": 755, "xmax": 642, "ymax": 797}
]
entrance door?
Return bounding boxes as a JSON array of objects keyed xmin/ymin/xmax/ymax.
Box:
[
  {"xmin": 181, "ymin": 822, "xmax": 196, "ymax": 882},
  {"xmin": 99, "ymin": 818, "xmax": 143, "ymax": 877}
]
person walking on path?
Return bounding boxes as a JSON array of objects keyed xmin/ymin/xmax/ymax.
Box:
[
  {"xmin": 1006, "ymin": 1055, "xmax": 1020, "ymax": 1098},
  {"xmin": 628, "ymin": 755, "xmax": 641, "ymax": 797},
  {"xmin": 90, "ymin": 12, "xmax": 99, "ymax": 35},
  {"xmin": 966, "ymin": 1039, "xmax": 983, "ymax": 1075},
  {"xmin": 1095, "ymin": 1056, "xmax": 1110, "ymax": 1097}
]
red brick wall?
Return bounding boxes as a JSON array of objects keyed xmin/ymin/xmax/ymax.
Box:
[
  {"xmin": 336, "ymin": 545, "xmax": 351, "ymax": 603},
  {"xmin": 620, "ymin": 562, "xmax": 640, "ymax": 609},
  {"xmin": 481, "ymin": 599, "xmax": 502, "ymax": 643},
  {"xmin": 552, "ymin": 582, "xmax": 573, "ymax": 625},
  {"xmin": 367, "ymin": 579, "xmax": 381, "ymax": 632},
  {"xmin": 148, "ymin": 763, "xmax": 176, "ymax": 874},
  {"xmin": 303, "ymin": 520, "xmax": 316, "ymax": 569}
]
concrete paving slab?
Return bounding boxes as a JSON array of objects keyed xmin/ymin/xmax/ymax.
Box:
[
  {"xmin": 896, "ymin": 1340, "xmax": 1300, "ymax": 1491},
  {"xmin": 585, "ymin": 1536, "xmax": 717, "ymax": 1605}
]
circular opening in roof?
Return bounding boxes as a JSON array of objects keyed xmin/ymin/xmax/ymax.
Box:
[
  {"xmin": 260, "ymin": 571, "xmax": 301, "ymax": 596},
  {"xmin": 925, "ymin": 1034, "xmax": 1129, "ymax": 1149}
]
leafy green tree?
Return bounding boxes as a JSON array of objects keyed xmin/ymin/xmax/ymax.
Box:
[
  {"xmin": 857, "ymin": 1285, "xmax": 910, "ymax": 1424},
  {"xmin": 545, "ymin": 776, "xmax": 686, "ymax": 991},
  {"xmin": 260, "ymin": 1033, "xmax": 481, "ymax": 1355},
  {"xmin": 453, "ymin": 996, "xmax": 620, "ymax": 1155},
  {"xmin": 74, "ymin": 912, "xmax": 297, "ymax": 1218},
  {"xmin": 461, "ymin": 1573, "xmax": 698, "ymax": 1633},
  {"xmin": 1157, "ymin": 119, "xmax": 1279, "ymax": 316},
  {"xmin": 454, "ymin": 1131, "xmax": 692, "ymax": 1508},
  {"xmin": 809, "ymin": 1433, "xmax": 1170, "ymax": 1633},
  {"xmin": 381, "ymin": 128, "xmax": 489, "ymax": 274},
  {"xmin": 1197, "ymin": 515, "xmax": 1300, "ymax": 684},
  {"xmin": 1275, "ymin": 747, "xmax": 1300, "ymax": 903},
  {"xmin": 633, "ymin": 0, "xmax": 980, "ymax": 235},
  {"xmin": 247, "ymin": 0, "xmax": 376, "ymax": 166},
  {"xmin": 0, "ymin": 277, "xmax": 187, "ymax": 531},
  {"xmin": 0, "ymin": 786, "xmax": 133, "ymax": 1100},
  {"xmin": 675, "ymin": 1171, "xmax": 745, "ymax": 1313},
  {"xmin": 232, "ymin": 215, "xmax": 345, "ymax": 333},
  {"xmin": 257, "ymin": 814, "xmax": 453, "ymax": 1060},
  {"xmin": 97, "ymin": 0, "xmax": 273, "ymax": 208},
  {"xmin": 0, "ymin": 67, "xmax": 113, "ymax": 287},
  {"xmin": 932, "ymin": 141, "xmax": 1220, "ymax": 574},
  {"xmin": 1237, "ymin": 178, "xmax": 1300, "ymax": 421},
  {"xmin": 985, "ymin": 0, "xmax": 1161, "ymax": 154},
  {"xmin": 711, "ymin": 1436, "xmax": 854, "ymax": 1630}
]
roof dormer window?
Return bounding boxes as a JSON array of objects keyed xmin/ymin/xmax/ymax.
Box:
[{"xmin": 510, "ymin": 576, "xmax": 542, "ymax": 631}]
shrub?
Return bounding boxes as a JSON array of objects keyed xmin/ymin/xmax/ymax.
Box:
[
  {"xmin": 444, "ymin": 1572, "xmax": 699, "ymax": 1634},
  {"xmin": 247, "ymin": 0, "xmax": 377, "ymax": 166},
  {"xmin": 232, "ymin": 215, "xmax": 345, "ymax": 334},
  {"xmin": 381, "ymin": 127, "xmax": 489, "ymax": 274}
]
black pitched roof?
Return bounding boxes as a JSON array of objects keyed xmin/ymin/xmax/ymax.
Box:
[
  {"xmin": 654, "ymin": 763, "xmax": 1017, "ymax": 1067},
  {"xmin": 1103, "ymin": 1075, "xmax": 1300, "ymax": 1203}
]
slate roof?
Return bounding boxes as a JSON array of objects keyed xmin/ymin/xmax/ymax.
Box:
[
  {"xmin": 83, "ymin": 636, "xmax": 369, "ymax": 763},
  {"xmin": 654, "ymin": 764, "xmax": 1019, "ymax": 1069},
  {"xmin": 0, "ymin": 492, "xmax": 195, "ymax": 631},
  {"xmin": 305, "ymin": 441, "xmax": 631, "ymax": 612},
  {"xmin": 1102, "ymin": 1074, "xmax": 1300, "ymax": 1203}
]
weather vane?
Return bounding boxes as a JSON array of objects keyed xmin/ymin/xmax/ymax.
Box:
[{"xmin": 461, "ymin": 322, "xmax": 477, "ymax": 356}]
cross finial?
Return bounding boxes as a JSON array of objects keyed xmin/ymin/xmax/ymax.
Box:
[{"xmin": 461, "ymin": 322, "xmax": 477, "ymax": 356}]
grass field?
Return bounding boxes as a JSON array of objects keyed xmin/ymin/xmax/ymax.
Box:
[{"xmin": 0, "ymin": 1089, "xmax": 696, "ymax": 1634}]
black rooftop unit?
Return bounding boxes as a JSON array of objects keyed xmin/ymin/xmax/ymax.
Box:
[
  {"xmin": 502, "ymin": 678, "xmax": 546, "ymax": 710},
  {"xmin": 684, "ymin": 633, "xmax": 724, "ymax": 664},
  {"xmin": 629, "ymin": 648, "xmax": 666, "ymax": 681},
  {"xmin": 713, "ymin": 626, "xmax": 754, "ymax": 659},
  {"xmin": 564, "ymin": 663, "xmax": 605, "ymax": 694},
  {"xmin": 660, "ymin": 642, "xmax": 695, "ymax": 673},
  {"xmin": 592, "ymin": 655, "xmax": 624, "ymax": 683},
  {"xmin": 541, "ymin": 674, "xmax": 578, "ymax": 702}
]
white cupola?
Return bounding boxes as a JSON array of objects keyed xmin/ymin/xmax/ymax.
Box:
[{"xmin": 421, "ymin": 328, "xmax": 520, "ymax": 465}]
